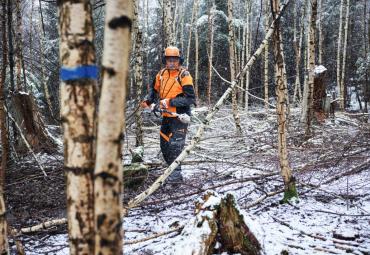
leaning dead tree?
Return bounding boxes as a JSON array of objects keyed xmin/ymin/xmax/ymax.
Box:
[
  {"xmin": 58, "ymin": 0, "xmax": 97, "ymax": 253},
  {"xmin": 127, "ymin": 0, "xmax": 291, "ymax": 209},
  {"xmin": 94, "ymin": 0, "xmax": 133, "ymax": 254},
  {"xmin": 272, "ymin": 0, "xmax": 298, "ymax": 202}
]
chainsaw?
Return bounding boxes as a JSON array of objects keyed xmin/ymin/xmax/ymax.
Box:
[{"xmin": 150, "ymin": 103, "xmax": 191, "ymax": 124}]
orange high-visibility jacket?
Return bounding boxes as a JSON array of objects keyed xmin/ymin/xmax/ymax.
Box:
[{"xmin": 147, "ymin": 68, "xmax": 195, "ymax": 117}]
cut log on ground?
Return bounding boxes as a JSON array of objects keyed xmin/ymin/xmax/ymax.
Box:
[{"xmin": 171, "ymin": 191, "xmax": 261, "ymax": 255}]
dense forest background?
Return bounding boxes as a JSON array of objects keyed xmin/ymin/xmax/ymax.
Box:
[{"xmin": 1, "ymin": 0, "xmax": 369, "ymax": 115}]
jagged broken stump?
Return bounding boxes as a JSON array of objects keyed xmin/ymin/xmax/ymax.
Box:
[{"xmin": 172, "ymin": 191, "xmax": 261, "ymax": 255}]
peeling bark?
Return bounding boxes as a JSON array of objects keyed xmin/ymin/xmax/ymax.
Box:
[{"xmin": 272, "ymin": 0, "xmax": 298, "ymax": 202}]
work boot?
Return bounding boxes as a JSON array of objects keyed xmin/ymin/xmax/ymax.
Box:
[{"xmin": 167, "ymin": 167, "xmax": 184, "ymax": 184}]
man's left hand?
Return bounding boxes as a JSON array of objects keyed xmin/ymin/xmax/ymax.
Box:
[{"xmin": 160, "ymin": 99, "xmax": 170, "ymax": 109}]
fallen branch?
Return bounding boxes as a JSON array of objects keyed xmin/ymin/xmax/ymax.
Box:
[
  {"xmin": 126, "ymin": 0, "xmax": 291, "ymax": 210},
  {"xmin": 124, "ymin": 225, "xmax": 183, "ymax": 245},
  {"xmin": 244, "ymin": 189, "xmax": 284, "ymax": 209},
  {"xmin": 14, "ymin": 218, "xmax": 68, "ymax": 235}
]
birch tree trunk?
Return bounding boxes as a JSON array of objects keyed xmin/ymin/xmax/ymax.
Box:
[
  {"xmin": 303, "ymin": 0, "xmax": 317, "ymax": 137},
  {"xmin": 186, "ymin": 0, "xmax": 199, "ymax": 67},
  {"xmin": 15, "ymin": 0, "xmax": 23, "ymax": 91},
  {"xmin": 164, "ymin": 0, "xmax": 175, "ymax": 47},
  {"xmin": 228, "ymin": 0, "xmax": 243, "ymax": 134},
  {"xmin": 7, "ymin": 0, "xmax": 15, "ymax": 91},
  {"xmin": 0, "ymin": 1, "xmax": 9, "ymax": 252},
  {"xmin": 195, "ymin": 2, "xmax": 200, "ymax": 104},
  {"xmin": 244, "ymin": 0, "xmax": 251, "ymax": 111},
  {"xmin": 337, "ymin": 0, "xmax": 345, "ymax": 109},
  {"xmin": 340, "ymin": 0, "xmax": 350, "ymax": 109},
  {"xmin": 58, "ymin": 1, "xmax": 97, "ymax": 253},
  {"xmin": 272, "ymin": 0, "xmax": 298, "ymax": 202},
  {"xmin": 207, "ymin": 2, "xmax": 215, "ymax": 107},
  {"xmin": 318, "ymin": 0, "xmax": 323, "ymax": 65},
  {"xmin": 134, "ymin": 28, "xmax": 144, "ymax": 147},
  {"xmin": 293, "ymin": 1, "xmax": 304, "ymax": 104},
  {"xmin": 264, "ymin": 0, "xmax": 270, "ymax": 112},
  {"xmin": 94, "ymin": 1, "xmax": 132, "ymax": 254},
  {"xmin": 0, "ymin": 187, "xmax": 8, "ymax": 255},
  {"xmin": 38, "ymin": 8, "xmax": 54, "ymax": 119}
]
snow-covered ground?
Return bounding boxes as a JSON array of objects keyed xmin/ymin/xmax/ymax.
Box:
[{"xmin": 18, "ymin": 106, "xmax": 370, "ymax": 254}]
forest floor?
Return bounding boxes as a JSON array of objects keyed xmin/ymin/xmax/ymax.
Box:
[{"xmin": 4, "ymin": 105, "xmax": 370, "ymax": 255}]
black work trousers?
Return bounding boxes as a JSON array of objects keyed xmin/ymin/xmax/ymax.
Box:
[{"xmin": 160, "ymin": 117, "xmax": 188, "ymax": 177}]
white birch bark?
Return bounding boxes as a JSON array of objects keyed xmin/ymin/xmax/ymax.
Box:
[
  {"xmin": 164, "ymin": 0, "xmax": 175, "ymax": 46},
  {"xmin": 337, "ymin": 0, "xmax": 345, "ymax": 109},
  {"xmin": 194, "ymin": 2, "xmax": 200, "ymax": 104},
  {"xmin": 293, "ymin": 1, "xmax": 304, "ymax": 104},
  {"xmin": 340, "ymin": 0, "xmax": 350, "ymax": 109},
  {"xmin": 94, "ymin": 0, "xmax": 133, "ymax": 254},
  {"xmin": 207, "ymin": 2, "xmax": 215, "ymax": 107},
  {"xmin": 244, "ymin": 0, "xmax": 251, "ymax": 111},
  {"xmin": 0, "ymin": 188, "xmax": 9, "ymax": 254},
  {"xmin": 318, "ymin": 0, "xmax": 323, "ymax": 65},
  {"xmin": 186, "ymin": 0, "xmax": 199, "ymax": 67},
  {"xmin": 272, "ymin": 0, "xmax": 297, "ymax": 202},
  {"xmin": 303, "ymin": 0, "xmax": 317, "ymax": 136},
  {"xmin": 58, "ymin": 1, "xmax": 97, "ymax": 253},
  {"xmin": 228, "ymin": 0, "xmax": 243, "ymax": 134}
]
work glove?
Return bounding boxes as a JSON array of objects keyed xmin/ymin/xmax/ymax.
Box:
[
  {"xmin": 140, "ymin": 100, "xmax": 149, "ymax": 108},
  {"xmin": 150, "ymin": 103, "xmax": 157, "ymax": 111},
  {"xmin": 160, "ymin": 99, "xmax": 170, "ymax": 109}
]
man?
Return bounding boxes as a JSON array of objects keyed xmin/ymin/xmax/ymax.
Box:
[{"xmin": 141, "ymin": 46, "xmax": 195, "ymax": 182}]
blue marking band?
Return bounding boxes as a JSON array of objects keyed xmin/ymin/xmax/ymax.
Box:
[{"xmin": 60, "ymin": 65, "xmax": 99, "ymax": 81}]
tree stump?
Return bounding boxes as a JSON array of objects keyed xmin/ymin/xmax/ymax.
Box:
[
  {"xmin": 11, "ymin": 91, "xmax": 56, "ymax": 153},
  {"xmin": 123, "ymin": 163, "xmax": 148, "ymax": 189},
  {"xmin": 171, "ymin": 191, "xmax": 261, "ymax": 255},
  {"xmin": 171, "ymin": 191, "xmax": 220, "ymax": 255},
  {"xmin": 219, "ymin": 194, "xmax": 261, "ymax": 255},
  {"xmin": 313, "ymin": 65, "xmax": 328, "ymax": 122},
  {"xmin": 124, "ymin": 146, "xmax": 147, "ymax": 189}
]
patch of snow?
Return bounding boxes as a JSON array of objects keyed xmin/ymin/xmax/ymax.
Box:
[{"xmin": 314, "ymin": 65, "xmax": 327, "ymax": 75}]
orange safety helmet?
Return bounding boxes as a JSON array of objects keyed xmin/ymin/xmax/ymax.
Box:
[
  {"xmin": 164, "ymin": 46, "xmax": 181, "ymax": 57},
  {"xmin": 163, "ymin": 46, "xmax": 184, "ymax": 66}
]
